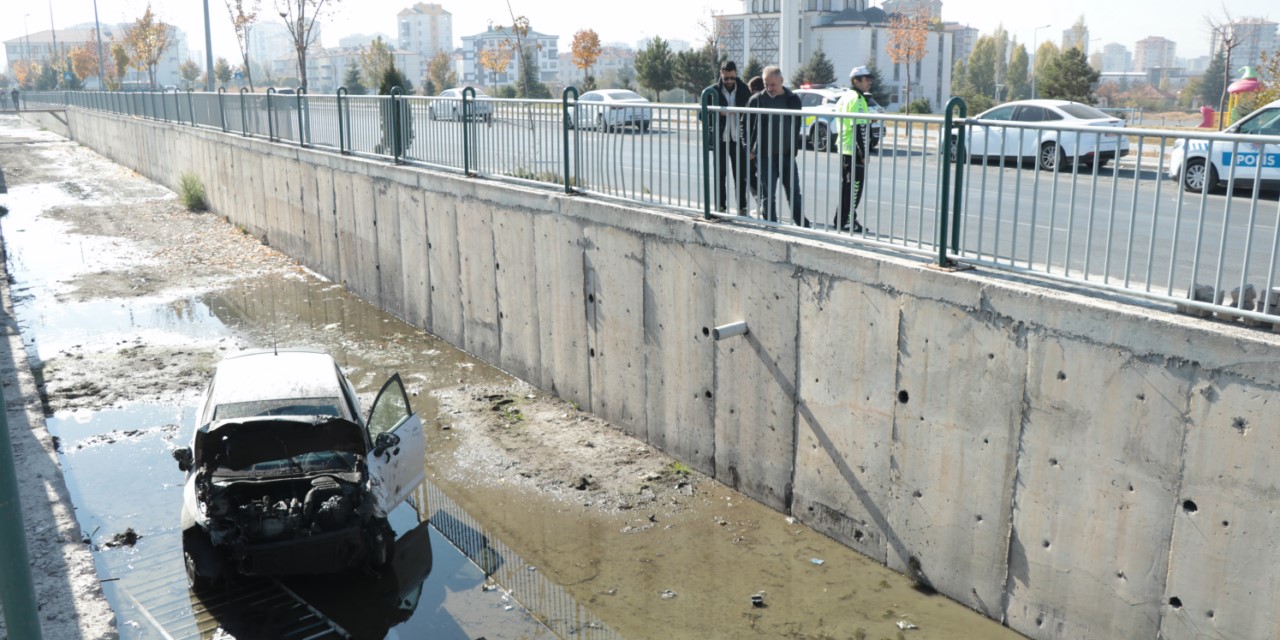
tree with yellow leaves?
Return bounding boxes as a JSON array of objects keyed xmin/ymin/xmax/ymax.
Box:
[
  {"xmin": 477, "ymin": 44, "xmax": 513, "ymax": 88},
  {"xmin": 886, "ymin": 7, "xmax": 930, "ymax": 110},
  {"xmin": 69, "ymin": 42, "xmax": 100, "ymax": 85},
  {"xmin": 571, "ymin": 29, "xmax": 602, "ymax": 83},
  {"xmin": 124, "ymin": 4, "xmax": 172, "ymax": 88}
]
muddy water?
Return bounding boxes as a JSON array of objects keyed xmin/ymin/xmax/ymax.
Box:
[{"xmin": 0, "ymin": 117, "xmax": 1026, "ymax": 639}]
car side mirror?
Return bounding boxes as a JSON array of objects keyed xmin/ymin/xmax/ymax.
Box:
[
  {"xmin": 173, "ymin": 447, "xmax": 194, "ymax": 472},
  {"xmin": 372, "ymin": 432, "xmax": 401, "ymax": 458}
]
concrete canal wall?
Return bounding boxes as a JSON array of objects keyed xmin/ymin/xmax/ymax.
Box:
[{"xmin": 35, "ymin": 109, "xmax": 1280, "ymax": 640}]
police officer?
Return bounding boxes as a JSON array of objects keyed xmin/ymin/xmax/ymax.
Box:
[{"xmin": 836, "ymin": 66, "xmax": 873, "ymax": 233}]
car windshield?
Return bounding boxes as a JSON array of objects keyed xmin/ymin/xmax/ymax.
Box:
[
  {"xmin": 604, "ymin": 90, "xmax": 645, "ymax": 101},
  {"xmin": 214, "ymin": 397, "xmax": 344, "ymax": 421},
  {"xmin": 1058, "ymin": 104, "xmax": 1113, "ymax": 120},
  {"xmin": 232, "ymin": 451, "xmax": 357, "ymax": 474},
  {"xmin": 1237, "ymin": 108, "xmax": 1280, "ymax": 135}
]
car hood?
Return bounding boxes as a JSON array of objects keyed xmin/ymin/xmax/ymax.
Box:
[{"xmin": 196, "ymin": 417, "xmax": 367, "ymax": 471}]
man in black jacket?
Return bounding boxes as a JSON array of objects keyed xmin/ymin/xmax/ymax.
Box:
[
  {"xmin": 705, "ymin": 60, "xmax": 751, "ymax": 214},
  {"xmin": 746, "ymin": 66, "xmax": 807, "ymax": 227}
]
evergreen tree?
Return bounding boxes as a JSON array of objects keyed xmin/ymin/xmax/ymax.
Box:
[
  {"xmin": 378, "ymin": 63, "xmax": 412, "ymax": 95},
  {"xmin": 743, "ymin": 57, "xmax": 763, "ymax": 82},
  {"xmin": 213, "ymin": 57, "xmax": 232, "ymax": 86},
  {"xmin": 343, "ymin": 62, "xmax": 367, "ymax": 95},
  {"xmin": 516, "ymin": 46, "xmax": 550, "ymax": 98},
  {"xmin": 377, "ymin": 63, "xmax": 413, "ymax": 156},
  {"xmin": 967, "ymin": 35, "xmax": 998, "ymax": 100},
  {"xmin": 674, "ymin": 40, "xmax": 717, "ymax": 98},
  {"xmin": 1199, "ymin": 50, "xmax": 1226, "ymax": 109},
  {"xmin": 866, "ymin": 65, "xmax": 891, "ymax": 107},
  {"xmin": 793, "ymin": 42, "xmax": 836, "ymax": 86},
  {"xmin": 635, "ymin": 36, "xmax": 675, "ymax": 101},
  {"xmin": 1037, "ymin": 47, "xmax": 1098, "ymax": 104}
]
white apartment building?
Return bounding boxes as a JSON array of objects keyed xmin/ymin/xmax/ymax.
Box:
[
  {"xmin": 716, "ymin": 0, "xmax": 953, "ymax": 110},
  {"xmin": 1211, "ymin": 17, "xmax": 1278, "ymax": 71},
  {"xmin": 460, "ymin": 25, "xmax": 558, "ymax": 87},
  {"xmin": 303, "ymin": 47, "xmax": 424, "ymax": 94},
  {"xmin": 1100, "ymin": 43, "xmax": 1132, "ymax": 74},
  {"xmin": 1133, "ymin": 36, "xmax": 1176, "ymax": 72},
  {"xmin": 397, "ymin": 3, "xmax": 452, "ymax": 60},
  {"xmin": 249, "ymin": 22, "xmax": 297, "ymax": 72},
  {"xmin": 1061, "ymin": 25, "xmax": 1089, "ymax": 55}
]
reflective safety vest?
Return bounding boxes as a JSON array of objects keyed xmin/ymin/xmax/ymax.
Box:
[{"xmin": 836, "ymin": 90, "xmax": 871, "ymax": 156}]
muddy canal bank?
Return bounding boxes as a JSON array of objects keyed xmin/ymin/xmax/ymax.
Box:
[{"xmin": 0, "ymin": 113, "xmax": 1025, "ymax": 639}]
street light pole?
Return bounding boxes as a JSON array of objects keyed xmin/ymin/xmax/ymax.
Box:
[
  {"xmin": 202, "ymin": 0, "xmax": 214, "ymax": 91},
  {"xmin": 92, "ymin": 0, "xmax": 106, "ymax": 89},
  {"xmin": 1032, "ymin": 23, "xmax": 1051, "ymax": 99}
]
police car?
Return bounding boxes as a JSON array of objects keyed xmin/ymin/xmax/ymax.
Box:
[
  {"xmin": 794, "ymin": 87, "xmax": 883, "ymax": 153},
  {"xmin": 1169, "ymin": 98, "xmax": 1280, "ymax": 193}
]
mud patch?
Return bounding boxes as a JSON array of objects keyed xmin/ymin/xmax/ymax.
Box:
[
  {"xmin": 433, "ymin": 383, "xmax": 703, "ymax": 518},
  {"xmin": 39, "ymin": 343, "xmax": 225, "ymax": 412}
]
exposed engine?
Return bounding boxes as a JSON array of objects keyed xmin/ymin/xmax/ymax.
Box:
[{"xmin": 203, "ymin": 473, "xmax": 368, "ymax": 545}]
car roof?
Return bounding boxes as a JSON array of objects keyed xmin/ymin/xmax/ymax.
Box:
[
  {"xmin": 794, "ymin": 88, "xmax": 846, "ymax": 97},
  {"xmin": 208, "ymin": 349, "xmax": 344, "ymax": 407}
]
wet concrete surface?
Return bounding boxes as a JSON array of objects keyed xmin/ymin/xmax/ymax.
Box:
[{"xmin": 0, "ymin": 114, "xmax": 1028, "ymax": 639}]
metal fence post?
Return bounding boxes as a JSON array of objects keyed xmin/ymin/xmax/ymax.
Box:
[
  {"xmin": 937, "ymin": 96, "xmax": 967, "ymax": 268},
  {"xmin": 266, "ymin": 87, "xmax": 277, "ymax": 141},
  {"xmin": 561, "ymin": 86, "xmax": 578, "ymax": 194},
  {"xmin": 186, "ymin": 89, "xmax": 195, "ymax": 126},
  {"xmin": 699, "ymin": 87, "xmax": 717, "ymax": 220},
  {"xmin": 391, "ymin": 86, "xmax": 403, "ymax": 164},
  {"xmin": 0, "ymin": 393, "xmax": 42, "ymax": 640},
  {"xmin": 462, "ymin": 86, "xmax": 475, "ymax": 176},
  {"xmin": 337, "ymin": 87, "xmax": 349, "ymax": 155},
  {"xmin": 217, "ymin": 87, "xmax": 227, "ymax": 132},
  {"xmin": 296, "ymin": 86, "xmax": 308, "ymax": 147},
  {"xmin": 239, "ymin": 88, "xmax": 249, "ymax": 136}
]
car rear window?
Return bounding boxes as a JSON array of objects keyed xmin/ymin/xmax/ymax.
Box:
[
  {"xmin": 214, "ymin": 397, "xmax": 345, "ymax": 421},
  {"xmin": 1058, "ymin": 104, "xmax": 1113, "ymax": 120}
]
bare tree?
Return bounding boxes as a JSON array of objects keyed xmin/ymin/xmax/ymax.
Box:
[
  {"xmin": 225, "ymin": 0, "xmax": 259, "ymax": 90},
  {"xmin": 275, "ymin": 0, "xmax": 336, "ymax": 90},
  {"xmin": 1206, "ymin": 7, "xmax": 1242, "ymax": 129}
]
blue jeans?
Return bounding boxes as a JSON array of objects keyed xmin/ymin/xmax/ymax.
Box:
[{"xmin": 759, "ymin": 154, "xmax": 806, "ymax": 226}]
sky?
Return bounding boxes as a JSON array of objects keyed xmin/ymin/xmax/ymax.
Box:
[{"xmin": 1, "ymin": 0, "xmax": 1275, "ymax": 71}]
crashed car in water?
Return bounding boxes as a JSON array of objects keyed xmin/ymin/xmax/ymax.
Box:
[{"xmin": 172, "ymin": 348, "xmax": 425, "ymax": 589}]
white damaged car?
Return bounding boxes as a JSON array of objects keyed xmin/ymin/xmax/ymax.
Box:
[
  {"xmin": 173, "ymin": 349, "xmax": 425, "ymax": 589},
  {"xmin": 1169, "ymin": 98, "xmax": 1280, "ymax": 193}
]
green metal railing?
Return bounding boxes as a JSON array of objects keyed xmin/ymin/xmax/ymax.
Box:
[{"xmin": 15, "ymin": 89, "xmax": 1280, "ymax": 326}]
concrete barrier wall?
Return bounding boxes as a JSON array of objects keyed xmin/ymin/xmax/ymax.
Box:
[{"xmin": 43, "ymin": 110, "xmax": 1280, "ymax": 640}]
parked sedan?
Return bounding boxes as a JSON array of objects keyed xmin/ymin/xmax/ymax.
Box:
[
  {"xmin": 1168, "ymin": 98, "xmax": 1280, "ymax": 193},
  {"xmin": 569, "ymin": 89, "xmax": 653, "ymax": 131},
  {"xmin": 961, "ymin": 99, "xmax": 1130, "ymax": 171},
  {"xmin": 173, "ymin": 348, "xmax": 425, "ymax": 589},
  {"xmin": 795, "ymin": 87, "xmax": 883, "ymax": 153},
  {"xmin": 428, "ymin": 88, "xmax": 494, "ymax": 122}
]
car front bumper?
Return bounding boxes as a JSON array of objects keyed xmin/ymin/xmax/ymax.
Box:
[{"xmin": 230, "ymin": 524, "xmax": 366, "ymax": 576}]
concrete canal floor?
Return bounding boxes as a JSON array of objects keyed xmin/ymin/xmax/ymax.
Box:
[{"xmin": 0, "ymin": 113, "xmax": 1026, "ymax": 639}]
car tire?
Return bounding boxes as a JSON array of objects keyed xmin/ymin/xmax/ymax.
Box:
[
  {"xmin": 182, "ymin": 529, "xmax": 224, "ymax": 592},
  {"xmin": 596, "ymin": 114, "xmax": 607, "ymax": 132},
  {"xmin": 641, "ymin": 120, "xmax": 651, "ymax": 132},
  {"xmin": 1039, "ymin": 141, "xmax": 1065, "ymax": 171},
  {"xmin": 815, "ymin": 123, "xmax": 831, "ymax": 152},
  {"xmin": 368, "ymin": 517, "xmax": 396, "ymax": 569},
  {"xmin": 565, "ymin": 114, "xmax": 575, "ymax": 129},
  {"xmin": 1182, "ymin": 158, "xmax": 1217, "ymax": 194}
]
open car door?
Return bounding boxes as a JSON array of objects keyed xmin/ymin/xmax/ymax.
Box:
[{"xmin": 366, "ymin": 374, "xmax": 426, "ymax": 517}]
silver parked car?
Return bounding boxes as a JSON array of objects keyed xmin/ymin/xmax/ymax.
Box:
[
  {"xmin": 173, "ymin": 348, "xmax": 425, "ymax": 589},
  {"xmin": 569, "ymin": 89, "xmax": 653, "ymax": 131},
  {"xmin": 428, "ymin": 87, "xmax": 494, "ymax": 122},
  {"xmin": 960, "ymin": 99, "xmax": 1131, "ymax": 171}
]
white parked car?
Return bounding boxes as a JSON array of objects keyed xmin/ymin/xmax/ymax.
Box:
[
  {"xmin": 1168, "ymin": 98, "xmax": 1280, "ymax": 193},
  {"xmin": 173, "ymin": 348, "xmax": 424, "ymax": 589},
  {"xmin": 570, "ymin": 89, "xmax": 653, "ymax": 131},
  {"xmin": 429, "ymin": 87, "xmax": 494, "ymax": 122},
  {"xmin": 960, "ymin": 99, "xmax": 1131, "ymax": 171}
]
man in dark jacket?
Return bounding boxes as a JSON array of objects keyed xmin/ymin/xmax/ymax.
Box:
[
  {"xmin": 705, "ymin": 60, "xmax": 751, "ymax": 214},
  {"xmin": 746, "ymin": 66, "xmax": 807, "ymax": 227}
]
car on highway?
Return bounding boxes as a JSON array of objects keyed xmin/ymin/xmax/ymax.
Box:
[
  {"xmin": 794, "ymin": 87, "xmax": 884, "ymax": 153},
  {"xmin": 428, "ymin": 87, "xmax": 494, "ymax": 122},
  {"xmin": 1168, "ymin": 98, "xmax": 1280, "ymax": 193},
  {"xmin": 959, "ymin": 99, "xmax": 1130, "ymax": 171},
  {"xmin": 173, "ymin": 348, "xmax": 425, "ymax": 589},
  {"xmin": 569, "ymin": 89, "xmax": 653, "ymax": 131}
]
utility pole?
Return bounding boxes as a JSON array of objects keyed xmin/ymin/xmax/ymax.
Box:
[
  {"xmin": 1031, "ymin": 24, "xmax": 1050, "ymax": 99},
  {"xmin": 92, "ymin": 0, "xmax": 105, "ymax": 89},
  {"xmin": 203, "ymin": 0, "xmax": 215, "ymax": 91}
]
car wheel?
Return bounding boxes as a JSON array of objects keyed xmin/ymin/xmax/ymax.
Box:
[
  {"xmin": 182, "ymin": 529, "xmax": 224, "ymax": 592},
  {"xmin": 1182, "ymin": 158, "xmax": 1217, "ymax": 194},
  {"xmin": 367, "ymin": 517, "xmax": 396, "ymax": 569},
  {"xmin": 596, "ymin": 114, "xmax": 607, "ymax": 131},
  {"xmin": 641, "ymin": 120, "xmax": 651, "ymax": 132},
  {"xmin": 1039, "ymin": 141, "xmax": 1065, "ymax": 171},
  {"xmin": 565, "ymin": 113, "xmax": 575, "ymax": 129},
  {"xmin": 815, "ymin": 123, "xmax": 831, "ymax": 152}
]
